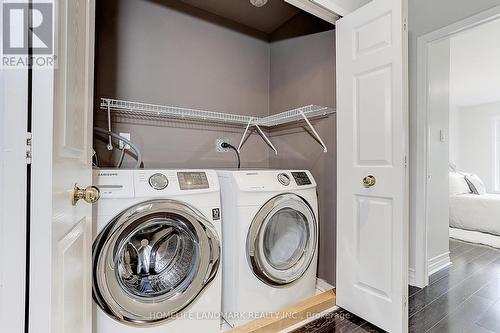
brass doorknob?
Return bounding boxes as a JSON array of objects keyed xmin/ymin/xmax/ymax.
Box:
[
  {"xmin": 363, "ymin": 175, "xmax": 376, "ymax": 188},
  {"xmin": 72, "ymin": 184, "xmax": 100, "ymax": 206}
]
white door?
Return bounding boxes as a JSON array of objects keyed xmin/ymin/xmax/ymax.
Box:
[
  {"xmin": 336, "ymin": 0, "xmax": 408, "ymax": 331},
  {"xmin": 29, "ymin": 1, "xmax": 96, "ymax": 332}
]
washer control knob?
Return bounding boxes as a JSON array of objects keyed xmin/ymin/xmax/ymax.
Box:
[
  {"xmin": 277, "ymin": 173, "xmax": 291, "ymax": 186},
  {"xmin": 149, "ymin": 173, "xmax": 168, "ymax": 190}
]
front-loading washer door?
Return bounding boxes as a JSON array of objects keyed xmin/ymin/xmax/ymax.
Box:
[
  {"xmin": 92, "ymin": 199, "xmax": 220, "ymax": 326},
  {"xmin": 247, "ymin": 193, "xmax": 317, "ymax": 287}
]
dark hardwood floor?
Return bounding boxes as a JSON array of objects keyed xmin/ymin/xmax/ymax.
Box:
[
  {"xmin": 409, "ymin": 239, "xmax": 500, "ymax": 333},
  {"xmin": 291, "ymin": 307, "xmax": 385, "ymax": 333},
  {"xmin": 294, "ymin": 239, "xmax": 500, "ymax": 333}
]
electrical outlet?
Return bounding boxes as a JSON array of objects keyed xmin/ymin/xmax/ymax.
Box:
[
  {"xmin": 216, "ymin": 138, "xmax": 229, "ymax": 152},
  {"xmin": 119, "ymin": 132, "xmax": 131, "ymax": 150}
]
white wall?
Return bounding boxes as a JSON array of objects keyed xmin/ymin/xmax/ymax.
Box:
[
  {"xmin": 449, "ymin": 101, "xmax": 500, "ymax": 192},
  {"xmin": 449, "ymin": 105, "xmax": 460, "ymax": 166},
  {"xmin": 449, "ymin": 19, "xmax": 500, "ymax": 107},
  {"xmin": 408, "ymin": 0, "xmax": 500, "ymax": 272},
  {"xmin": 426, "ymin": 39, "xmax": 451, "ymax": 269},
  {"xmin": 447, "ymin": 18, "xmax": 500, "ymax": 193}
]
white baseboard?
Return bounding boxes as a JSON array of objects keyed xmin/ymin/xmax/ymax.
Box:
[
  {"xmin": 315, "ymin": 278, "xmax": 335, "ymax": 294},
  {"xmin": 428, "ymin": 252, "xmax": 451, "ymax": 276},
  {"xmin": 408, "ymin": 268, "xmax": 416, "ymax": 286},
  {"xmin": 409, "ymin": 252, "xmax": 452, "ymax": 288}
]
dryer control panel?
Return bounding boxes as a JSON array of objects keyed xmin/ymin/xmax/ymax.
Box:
[
  {"xmin": 178, "ymin": 172, "xmax": 209, "ymax": 190},
  {"xmin": 292, "ymin": 172, "xmax": 312, "ymax": 186},
  {"xmin": 219, "ymin": 169, "xmax": 316, "ymax": 191}
]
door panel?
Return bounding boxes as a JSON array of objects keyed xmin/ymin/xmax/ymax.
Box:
[
  {"xmin": 56, "ymin": 0, "xmax": 91, "ymax": 158},
  {"xmin": 356, "ymin": 196, "xmax": 393, "ymax": 298},
  {"xmin": 355, "ymin": 12, "xmax": 392, "ymax": 56},
  {"xmin": 56, "ymin": 219, "xmax": 91, "ymax": 333},
  {"xmin": 355, "ymin": 65, "xmax": 393, "ymax": 165},
  {"xmin": 336, "ymin": 0, "xmax": 408, "ymax": 331}
]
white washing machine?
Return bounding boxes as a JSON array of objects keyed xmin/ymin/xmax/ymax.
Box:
[
  {"xmin": 92, "ymin": 169, "xmax": 222, "ymax": 333},
  {"xmin": 217, "ymin": 170, "xmax": 318, "ymax": 328}
]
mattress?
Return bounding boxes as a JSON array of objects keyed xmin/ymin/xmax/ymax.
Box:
[{"xmin": 449, "ymin": 193, "xmax": 500, "ymax": 236}]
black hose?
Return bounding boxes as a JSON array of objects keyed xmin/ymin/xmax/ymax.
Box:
[{"xmin": 221, "ymin": 142, "xmax": 241, "ymax": 169}]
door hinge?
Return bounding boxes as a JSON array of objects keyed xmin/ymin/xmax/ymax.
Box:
[
  {"xmin": 404, "ymin": 155, "xmax": 407, "ymax": 168},
  {"xmin": 26, "ymin": 132, "xmax": 32, "ymax": 164},
  {"xmin": 403, "ymin": 17, "xmax": 408, "ymax": 31}
]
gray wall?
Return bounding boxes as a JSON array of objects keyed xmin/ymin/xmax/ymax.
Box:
[
  {"xmin": 93, "ymin": 0, "xmax": 337, "ymax": 285},
  {"xmin": 269, "ymin": 30, "xmax": 337, "ymax": 284},
  {"xmin": 408, "ymin": 0, "xmax": 500, "ymax": 271},
  {"xmin": 94, "ymin": 0, "xmax": 271, "ymax": 168}
]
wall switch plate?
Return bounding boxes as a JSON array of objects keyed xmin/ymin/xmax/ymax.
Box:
[
  {"xmin": 216, "ymin": 138, "xmax": 229, "ymax": 152},
  {"xmin": 439, "ymin": 130, "xmax": 446, "ymax": 142},
  {"xmin": 119, "ymin": 132, "xmax": 131, "ymax": 149}
]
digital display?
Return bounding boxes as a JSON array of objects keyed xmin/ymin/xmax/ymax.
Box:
[
  {"xmin": 177, "ymin": 172, "xmax": 209, "ymax": 190},
  {"xmin": 292, "ymin": 172, "xmax": 312, "ymax": 186}
]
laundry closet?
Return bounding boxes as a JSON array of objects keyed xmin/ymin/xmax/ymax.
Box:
[
  {"xmin": 88, "ymin": 0, "xmax": 408, "ymax": 331},
  {"xmin": 0, "ymin": 0, "xmax": 408, "ymax": 331},
  {"xmin": 93, "ymin": 0, "xmax": 338, "ymax": 285}
]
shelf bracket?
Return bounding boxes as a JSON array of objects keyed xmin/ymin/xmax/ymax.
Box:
[
  {"xmin": 299, "ymin": 109, "xmax": 328, "ymax": 153},
  {"xmin": 238, "ymin": 118, "xmax": 253, "ymax": 153},
  {"xmin": 255, "ymin": 124, "xmax": 278, "ymax": 155},
  {"xmin": 106, "ymin": 99, "xmax": 113, "ymax": 151}
]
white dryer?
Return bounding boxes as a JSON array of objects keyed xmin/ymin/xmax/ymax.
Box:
[
  {"xmin": 92, "ymin": 169, "xmax": 222, "ymax": 333},
  {"xmin": 217, "ymin": 170, "xmax": 318, "ymax": 328}
]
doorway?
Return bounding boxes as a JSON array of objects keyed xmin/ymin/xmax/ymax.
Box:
[
  {"xmin": 411, "ymin": 4, "xmax": 500, "ymax": 331},
  {"xmin": 414, "ymin": 2, "xmax": 500, "ymax": 288}
]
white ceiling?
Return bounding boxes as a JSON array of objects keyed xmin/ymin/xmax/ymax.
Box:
[{"xmin": 450, "ymin": 19, "xmax": 500, "ymax": 107}]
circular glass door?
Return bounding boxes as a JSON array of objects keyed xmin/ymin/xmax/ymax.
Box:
[
  {"xmin": 247, "ymin": 194, "xmax": 317, "ymax": 286},
  {"xmin": 93, "ymin": 199, "xmax": 220, "ymax": 326}
]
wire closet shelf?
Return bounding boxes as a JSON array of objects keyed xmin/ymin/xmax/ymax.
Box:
[{"xmin": 100, "ymin": 98, "xmax": 336, "ymax": 153}]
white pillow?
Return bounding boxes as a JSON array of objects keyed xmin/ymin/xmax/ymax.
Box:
[
  {"xmin": 465, "ymin": 173, "xmax": 486, "ymax": 194},
  {"xmin": 449, "ymin": 172, "xmax": 471, "ymax": 195}
]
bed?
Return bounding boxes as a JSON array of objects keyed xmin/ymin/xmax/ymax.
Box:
[
  {"xmin": 449, "ymin": 172, "xmax": 500, "ymax": 248},
  {"xmin": 450, "ymin": 193, "xmax": 500, "ymax": 232}
]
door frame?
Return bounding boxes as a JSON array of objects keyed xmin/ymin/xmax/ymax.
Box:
[
  {"xmin": 414, "ymin": 4, "xmax": 500, "ymax": 288},
  {"xmin": 0, "ymin": 2, "xmax": 30, "ymax": 330},
  {"xmin": 0, "ymin": 58, "xmax": 29, "ymax": 333}
]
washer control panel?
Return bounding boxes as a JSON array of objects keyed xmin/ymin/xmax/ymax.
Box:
[
  {"xmin": 177, "ymin": 172, "xmax": 209, "ymax": 190},
  {"xmin": 292, "ymin": 172, "xmax": 312, "ymax": 186},
  {"xmin": 277, "ymin": 173, "xmax": 291, "ymax": 186},
  {"xmin": 148, "ymin": 173, "xmax": 169, "ymax": 190}
]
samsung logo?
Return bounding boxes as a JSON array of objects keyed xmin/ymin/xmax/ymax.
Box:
[{"xmin": 98, "ymin": 172, "xmax": 119, "ymax": 177}]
